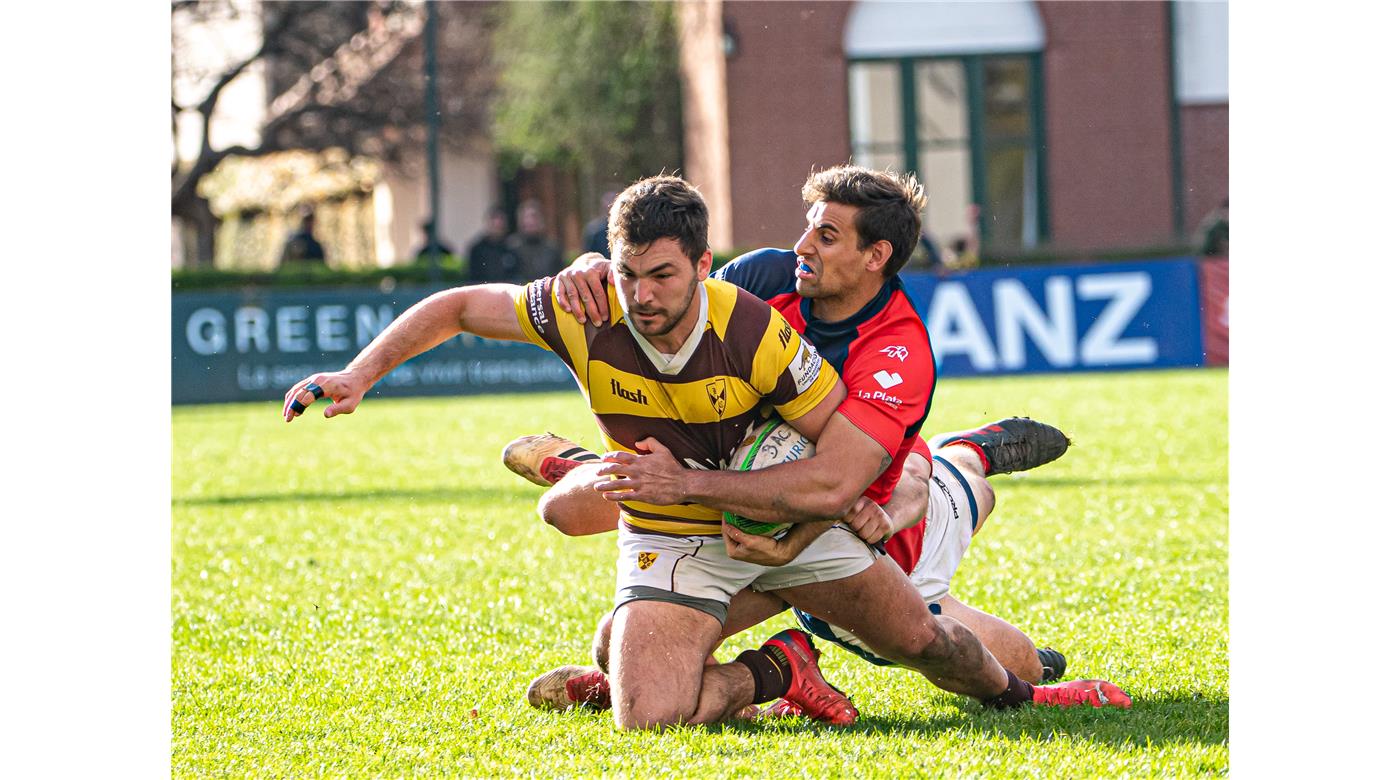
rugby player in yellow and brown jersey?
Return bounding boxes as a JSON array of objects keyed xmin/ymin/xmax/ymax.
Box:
[{"xmin": 282, "ymin": 176, "xmax": 892, "ymax": 730}]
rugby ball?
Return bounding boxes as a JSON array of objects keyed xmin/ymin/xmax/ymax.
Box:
[{"xmin": 723, "ymin": 417, "xmax": 814, "ymax": 537}]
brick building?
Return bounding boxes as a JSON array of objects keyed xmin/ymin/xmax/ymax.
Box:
[{"xmin": 677, "ymin": 0, "xmax": 1228, "ymax": 258}]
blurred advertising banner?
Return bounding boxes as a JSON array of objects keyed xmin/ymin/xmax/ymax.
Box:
[
  {"xmin": 171, "ymin": 287, "xmax": 574, "ymax": 405},
  {"xmin": 1198, "ymin": 259, "xmax": 1229, "ymax": 366},
  {"xmin": 900, "ymin": 258, "xmax": 1205, "ymax": 377}
]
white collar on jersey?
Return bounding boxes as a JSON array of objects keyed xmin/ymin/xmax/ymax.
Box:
[{"xmin": 622, "ymin": 281, "xmax": 709, "ymax": 375}]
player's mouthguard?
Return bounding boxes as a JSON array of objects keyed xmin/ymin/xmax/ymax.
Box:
[{"xmin": 797, "ymin": 262, "xmax": 814, "ymax": 274}]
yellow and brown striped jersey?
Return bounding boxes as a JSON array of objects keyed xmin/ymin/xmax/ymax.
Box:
[{"xmin": 513, "ymin": 276, "xmax": 839, "ymax": 536}]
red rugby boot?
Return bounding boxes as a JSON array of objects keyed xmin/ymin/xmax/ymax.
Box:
[
  {"xmin": 525, "ymin": 664, "xmax": 612, "ymax": 710},
  {"xmin": 1031, "ymin": 679, "xmax": 1132, "ymax": 709},
  {"xmin": 756, "ymin": 698, "xmax": 805, "ymax": 719},
  {"xmin": 761, "ymin": 629, "xmax": 857, "ymax": 726},
  {"xmin": 502, "ymin": 433, "xmax": 600, "ymax": 487}
]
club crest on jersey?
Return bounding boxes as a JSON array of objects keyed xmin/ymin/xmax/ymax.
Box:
[
  {"xmin": 880, "ymin": 345, "xmax": 909, "ymax": 362},
  {"xmin": 706, "ymin": 379, "xmax": 727, "ymax": 416},
  {"xmin": 637, "ymin": 552, "xmax": 658, "ymax": 570}
]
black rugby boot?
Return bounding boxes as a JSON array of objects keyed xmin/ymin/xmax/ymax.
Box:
[
  {"xmin": 930, "ymin": 417, "xmax": 1070, "ymax": 476},
  {"xmin": 1036, "ymin": 647, "xmax": 1067, "ymax": 683}
]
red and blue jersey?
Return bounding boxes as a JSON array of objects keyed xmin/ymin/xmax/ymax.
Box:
[{"xmin": 715, "ymin": 248, "xmax": 936, "ymax": 564}]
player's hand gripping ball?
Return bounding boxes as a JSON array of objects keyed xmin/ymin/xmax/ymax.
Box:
[{"xmin": 723, "ymin": 417, "xmax": 814, "ymax": 537}]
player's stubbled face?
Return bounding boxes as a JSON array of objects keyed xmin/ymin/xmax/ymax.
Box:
[
  {"xmin": 613, "ymin": 237, "xmax": 710, "ymax": 338},
  {"xmin": 793, "ymin": 201, "xmax": 868, "ymax": 300}
]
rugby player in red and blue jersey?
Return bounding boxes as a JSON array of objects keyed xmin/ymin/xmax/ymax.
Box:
[{"xmin": 508, "ymin": 166, "xmax": 1130, "ymax": 719}]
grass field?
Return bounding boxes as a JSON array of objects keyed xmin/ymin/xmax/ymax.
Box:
[{"xmin": 172, "ymin": 368, "xmax": 1228, "ymax": 777}]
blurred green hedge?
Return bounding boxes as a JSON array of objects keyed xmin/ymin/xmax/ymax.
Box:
[{"xmin": 171, "ymin": 244, "xmax": 1197, "ymax": 291}]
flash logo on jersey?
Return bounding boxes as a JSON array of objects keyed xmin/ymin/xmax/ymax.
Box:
[
  {"xmin": 880, "ymin": 345, "xmax": 909, "ymax": 362},
  {"xmin": 638, "ymin": 552, "xmax": 658, "ymax": 570}
]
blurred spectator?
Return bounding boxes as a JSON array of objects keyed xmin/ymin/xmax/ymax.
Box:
[
  {"xmin": 1197, "ymin": 198, "xmax": 1228, "ymax": 257},
  {"xmin": 582, "ymin": 189, "xmax": 620, "ymax": 257},
  {"xmin": 944, "ymin": 204, "xmax": 982, "ymax": 270},
  {"xmin": 414, "ymin": 220, "xmax": 454, "ymax": 261},
  {"xmin": 465, "ymin": 206, "xmax": 521, "ymax": 282},
  {"xmin": 508, "ymin": 199, "xmax": 563, "ymax": 279},
  {"xmin": 906, "ymin": 205, "xmax": 981, "ymax": 275},
  {"xmin": 281, "ymin": 209, "xmax": 326, "ymax": 265},
  {"xmin": 905, "ymin": 232, "xmax": 947, "ymax": 274}
]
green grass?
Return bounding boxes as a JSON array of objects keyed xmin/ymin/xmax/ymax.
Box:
[{"xmin": 172, "ymin": 368, "xmax": 1228, "ymax": 777}]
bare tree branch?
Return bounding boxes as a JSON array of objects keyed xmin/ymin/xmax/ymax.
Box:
[
  {"xmin": 265, "ymin": 5, "xmax": 424, "ymax": 125},
  {"xmin": 172, "ymin": 1, "xmax": 496, "ymax": 265},
  {"xmin": 192, "ymin": 10, "xmax": 298, "ymax": 156}
]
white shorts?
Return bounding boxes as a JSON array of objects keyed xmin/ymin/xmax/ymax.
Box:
[
  {"xmin": 614, "ymin": 523, "xmax": 879, "ymax": 625},
  {"xmin": 795, "ymin": 454, "xmax": 980, "ymax": 665}
]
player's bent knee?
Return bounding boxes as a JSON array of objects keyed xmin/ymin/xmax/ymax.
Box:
[
  {"xmin": 537, "ymin": 493, "xmax": 588, "ymax": 536},
  {"xmin": 536, "ymin": 485, "xmax": 618, "ymax": 536}
]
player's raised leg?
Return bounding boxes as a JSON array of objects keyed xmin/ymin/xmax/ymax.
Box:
[
  {"xmin": 501, "ymin": 433, "xmax": 620, "ymax": 536},
  {"xmin": 537, "ymin": 461, "xmax": 623, "ymax": 536}
]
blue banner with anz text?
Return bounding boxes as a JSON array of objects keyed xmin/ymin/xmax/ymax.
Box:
[
  {"xmin": 899, "ymin": 258, "xmax": 1204, "ymax": 377},
  {"xmin": 171, "ymin": 286, "xmax": 575, "ymax": 405}
]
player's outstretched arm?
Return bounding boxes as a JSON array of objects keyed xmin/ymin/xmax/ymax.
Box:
[{"xmin": 282, "ymin": 284, "xmax": 528, "ymax": 422}]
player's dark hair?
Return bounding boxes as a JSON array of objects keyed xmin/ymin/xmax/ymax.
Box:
[
  {"xmin": 608, "ymin": 175, "xmax": 710, "ymax": 265},
  {"xmin": 801, "ymin": 165, "xmax": 927, "ymax": 278}
]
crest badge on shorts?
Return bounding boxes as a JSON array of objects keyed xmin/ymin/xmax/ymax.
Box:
[
  {"xmin": 638, "ymin": 552, "xmax": 658, "ymax": 570},
  {"xmin": 706, "ymin": 379, "xmax": 727, "ymax": 416}
]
